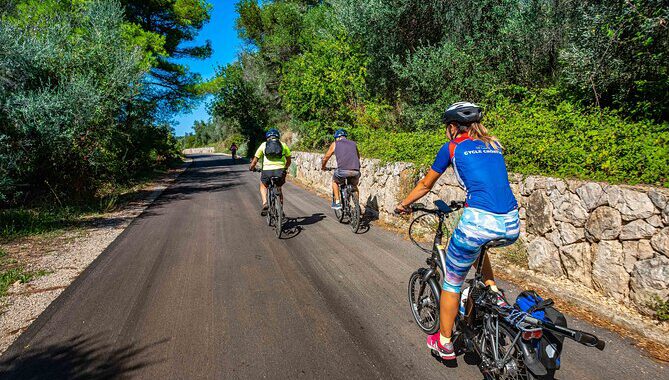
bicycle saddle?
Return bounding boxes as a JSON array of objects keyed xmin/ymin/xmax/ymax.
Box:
[{"xmin": 484, "ymin": 238, "xmax": 511, "ymax": 248}]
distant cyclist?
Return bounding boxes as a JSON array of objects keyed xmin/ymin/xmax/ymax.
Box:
[
  {"xmin": 321, "ymin": 129, "xmax": 361, "ymax": 209},
  {"xmin": 230, "ymin": 143, "xmax": 238, "ymax": 160},
  {"xmin": 395, "ymin": 102, "xmax": 520, "ymax": 360},
  {"xmin": 249, "ymin": 129, "xmax": 292, "ymax": 216}
]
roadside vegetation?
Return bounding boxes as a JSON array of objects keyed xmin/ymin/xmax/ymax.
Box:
[
  {"xmin": 0, "ymin": 0, "xmax": 211, "ymax": 239},
  {"xmin": 0, "ymin": 248, "xmax": 48, "ymax": 297},
  {"xmin": 192, "ymin": 0, "xmax": 668, "ymax": 187}
]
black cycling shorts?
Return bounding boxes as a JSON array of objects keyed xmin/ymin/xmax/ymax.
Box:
[{"xmin": 261, "ymin": 169, "xmax": 286, "ymax": 187}]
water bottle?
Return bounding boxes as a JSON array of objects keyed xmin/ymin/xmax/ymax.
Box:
[{"xmin": 459, "ymin": 287, "xmax": 470, "ymax": 315}]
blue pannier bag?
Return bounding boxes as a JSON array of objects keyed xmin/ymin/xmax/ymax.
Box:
[{"xmin": 515, "ymin": 290, "xmax": 567, "ymax": 371}]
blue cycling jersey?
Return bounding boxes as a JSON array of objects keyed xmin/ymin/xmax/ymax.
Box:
[{"xmin": 431, "ymin": 132, "xmax": 518, "ymax": 214}]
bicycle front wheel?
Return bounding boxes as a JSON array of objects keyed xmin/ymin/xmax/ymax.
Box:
[
  {"xmin": 408, "ymin": 269, "xmax": 441, "ymax": 334},
  {"xmin": 275, "ymin": 198, "xmax": 283, "ymax": 238},
  {"xmin": 349, "ymin": 191, "xmax": 361, "ymax": 233}
]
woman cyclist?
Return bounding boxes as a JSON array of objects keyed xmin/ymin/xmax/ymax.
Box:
[{"xmin": 395, "ymin": 102, "xmax": 520, "ymax": 360}]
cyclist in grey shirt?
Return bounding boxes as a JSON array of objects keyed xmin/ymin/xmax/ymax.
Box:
[{"xmin": 321, "ymin": 129, "xmax": 361, "ymax": 209}]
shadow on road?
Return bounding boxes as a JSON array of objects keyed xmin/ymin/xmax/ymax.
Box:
[
  {"xmin": 0, "ymin": 334, "xmax": 166, "ymax": 380},
  {"xmin": 141, "ymin": 156, "xmax": 244, "ymax": 216},
  {"xmin": 281, "ymin": 213, "xmax": 326, "ymax": 239},
  {"xmin": 355, "ymin": 195, "xmax": 380, "ymax": 234}
]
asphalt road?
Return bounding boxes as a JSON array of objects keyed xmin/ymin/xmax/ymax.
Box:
[{"xmin": 2, "ymin": 154, "xmax": 666, "ymax": 379}]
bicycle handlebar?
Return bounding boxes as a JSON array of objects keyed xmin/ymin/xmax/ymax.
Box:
[{"xmin": 407, "ymin": 200, "xmax": 465, "ymax": 215}]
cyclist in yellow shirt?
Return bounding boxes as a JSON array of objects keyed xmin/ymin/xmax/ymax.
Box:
[{"xmin": 249, "ymin": 129, "xmax": 292, "ymax": 216}]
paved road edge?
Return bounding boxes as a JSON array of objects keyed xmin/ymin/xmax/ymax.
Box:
[{"xmin": 0, "ymin": 158, "xmax": 194, "ymax": 356}]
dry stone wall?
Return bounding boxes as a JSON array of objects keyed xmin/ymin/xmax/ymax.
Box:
[
  {"xmin": 183, "ymin": 147, "xmax": 215, "ymax": 154},
  {"xmin": 290, "ymin": 151, "xmax": 669, "ymax": 316}
]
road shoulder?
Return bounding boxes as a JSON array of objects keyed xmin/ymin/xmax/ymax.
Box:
[{"xmin": 0, "ymin": 159, "xmax": 192, "ymax": 354}]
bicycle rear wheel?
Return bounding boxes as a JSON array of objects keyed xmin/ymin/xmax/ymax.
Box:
[
  {"xmin": 408, "ymin": 269, "xmax": 441, "ymax": 334},
  {"xmin": 274, "ymin": 196, "xmax": 283, "ymax": 238},
  {"xmin": 349, "ymin": 190, "xmax": 361, "ymax": 233},
  {"xmin": 480, "ymin": 322, "xmax": 538, "ymax": 380},
  {"xmin": 266, "ymin": 188, "xmax": 274, "ymax": 226}
]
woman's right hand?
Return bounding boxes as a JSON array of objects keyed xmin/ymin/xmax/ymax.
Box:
[{"xmin": 394, "ymin": 203, "xmax": 411, "ymax": 215}]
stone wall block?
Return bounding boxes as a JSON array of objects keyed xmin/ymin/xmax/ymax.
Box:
[
  {"xmin": 591, "ymin": 240, "xmax": 630, "ymax": 301},
  {"xmin": 576, "ymin": 182, "xmax": 607, "ymax": 211},
  {"xmin": 648, "ymin": 189, "xmax": 668, "ymax": 210},
  {"xmin": 608, "ymin": 187, "xmax": 658, "ymax": 221},
  {"xmin": 623, "ymin": 239, "xmax": 656, "ymax": 261},
  {"xmin": 520, "ymin": 176, "xmax": 547, "ymax": 196},
  {"xmin": 546, "ymin": 178, "xmax": 568, "ymax": 194},
  {"xmin": 620, "ymin": 219, "xmax": 657, "ymax": 240},
  {"xmin": 650, "ymin": 227, "xmax": 669, "ymax": 258},
  {"xmin": 630, "ymin": 256, "xmax": 669, "ymax": 315},
  {"xmin": 558, "ymin": 222, "xmax": 585, "ymax": 245},
  {"xmin": 439, "ymin": 169, "xmax": 461, "ymax": 187},
  {"xmin": 546, "ymin": 230, "xmax": 562, "ymax": 248},
  {"xmin": 647, "ymin": 215, "xmax": 663, "ymax": 228},
  {"xmin": 560, "ymin": 242, "xmax": 592, "ymax": 287},
  {"xmin": 527, "ymin": 237, "xmax": 563, "ymax": 276},
  {"xmin": 526, "ymin": 192, "xmax": 554, "ymax": 235},
  {"xmin": 552, "ymin": 192, "xmax": 588, "ymax": 227},
  {"xmin": 585, "ymin": 206, "xmax": 622, "ymax": 242}
]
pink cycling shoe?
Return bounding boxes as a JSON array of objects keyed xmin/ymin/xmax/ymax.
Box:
[{"xmin": 426, "ymin": 332, "xmax": 455, "ymax": 360}]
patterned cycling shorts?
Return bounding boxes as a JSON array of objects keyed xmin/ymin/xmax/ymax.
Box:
[{"xmin": 443, "ymin": 207, "xmax": 520, "ymax": 293}]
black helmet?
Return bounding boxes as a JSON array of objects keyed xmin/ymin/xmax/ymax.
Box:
[{"xmin": 442, "ymin": 102, "xmax": 483, "ymax": 127}]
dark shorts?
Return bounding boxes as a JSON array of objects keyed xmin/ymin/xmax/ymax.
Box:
[
  {"xmin": 261, "ymin": 169, "xmax": 286, "ymax": 187},
  {"xmin": 333, "ymin": 169, "xmax": 360, "ymax": 186}
]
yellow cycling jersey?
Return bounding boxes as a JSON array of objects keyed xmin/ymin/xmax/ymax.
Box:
[{"xmin": 254, "ymin": 141, "xmax": 291, "ymax": 170}]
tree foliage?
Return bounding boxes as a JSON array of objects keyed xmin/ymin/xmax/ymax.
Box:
[
  {"xmin": 202, "ymin": 0, "xmax": 668, "ymax": 186},
  {"xmin": 0, "ymin": 0, "xmax": 207, "ymax": 204}
]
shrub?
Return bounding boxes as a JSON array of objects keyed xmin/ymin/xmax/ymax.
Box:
[
  {"xmin": 340, "ymin": 89, "xmax": 668, "ymax": 188},
  {"xmin": 487, "ymin": 89, "xmax": 669, "ymax": 186}
]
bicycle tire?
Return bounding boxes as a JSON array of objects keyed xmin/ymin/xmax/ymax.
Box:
[
  {"xmin": 408, "ymin": 269, "xmax": 441, "ymax": 334},
  {"xmin": 349, "ymin": 190, "xmax": 361, "ymax": 233},
  {"xmin": 481, "ymin": 323, "xmax": 538, "ymax": 380},
  {"xmin": 266, "ymin": 188, "xmax": 274, "ymax": 227},
  {"xmin": 275, "ymin": 197, "xmax": 283, "ymax": 239}
]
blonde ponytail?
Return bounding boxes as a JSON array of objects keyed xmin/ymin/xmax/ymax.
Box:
[{"xmin": 467, "ymin": 122, "xmax": 503, "ymax": 150}]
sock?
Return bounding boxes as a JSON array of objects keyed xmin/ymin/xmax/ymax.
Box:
[
  {"xmin": 490, "ymin": 284, "xmax": 499, "ymax": 293},
  {"xmin": 439, "ymin": 334, "xmax": 451, "ymax": 346}
]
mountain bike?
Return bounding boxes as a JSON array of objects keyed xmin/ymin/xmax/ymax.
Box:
[
  {"xmin": 326, "ymin": 168, "xmax": 361, "ymax": 233},
  {"xmin": 254, "ymin": 168, "xmax": 284, "ymax": 238},
  {"xmin": 404, "ymin": 200, "xmax": 605, "ymax": 379}
]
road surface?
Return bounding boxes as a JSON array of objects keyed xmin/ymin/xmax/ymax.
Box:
[{"xmin": 1, "ymin": 154, "xmax": 666, "ymax": 379}]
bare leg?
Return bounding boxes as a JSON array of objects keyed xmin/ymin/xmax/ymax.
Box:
[
  {"xmin": 259, "ymin": 183, "xmax": 268, "ymax": 206},
  {"xmin": 473, "ymin": 252, "xmax": 496, "ymax": 287},
  {"xmin": 439, "ymin": 290, "xmax": 460, "ymax": 338},
  {"xmin": 332, "ymin": 181, "xmax": 341, "ymax": 202}
]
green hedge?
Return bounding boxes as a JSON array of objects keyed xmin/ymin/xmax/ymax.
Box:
[{"xmin": 344, "ymin": 90, "xmax": 668, "ymax": 187}]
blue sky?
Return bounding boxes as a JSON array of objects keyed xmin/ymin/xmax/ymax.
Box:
[{"xmin": 172, "ymin": 1, "xmax": 243, "ymax": 136}]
